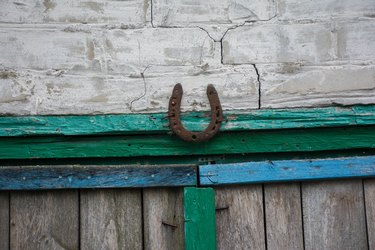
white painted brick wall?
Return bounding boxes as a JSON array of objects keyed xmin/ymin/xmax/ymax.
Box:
[
  {"xmin": 0, "ymin": 0, "xmax": 150, "ymax": 26},
  {"xmin": 0, "ymin": 0, "xmax": 374, "ymax": 114}
]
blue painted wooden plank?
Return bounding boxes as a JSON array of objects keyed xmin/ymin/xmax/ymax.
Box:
[
  {"xmin": 0, "ymin": 165, "xmax": 196, "ymax": 190},
  {"xmin": 199, "ymin": 156, "xmax": 375, "ymax": 185}
]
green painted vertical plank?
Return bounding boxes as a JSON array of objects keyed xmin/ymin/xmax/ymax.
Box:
[{"xmin": 184, "ymin": 187, "xmax": 216, "ymax": 250}]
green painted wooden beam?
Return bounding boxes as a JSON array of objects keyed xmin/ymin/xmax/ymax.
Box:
[
  {"xmin": 1, "ymin": 105, "xmax": 374, "ymax": 136},
  {"xmin": 0, "ymin": 126, "xmax": 374, "ymax": 159},
  {"xmin": 184, "ymin": 187, "xmax": 216, "ymax": 250}
]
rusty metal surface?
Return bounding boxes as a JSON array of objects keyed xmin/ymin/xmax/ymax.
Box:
[{"xmin": 168, "ymin": 83, "xmax": 223, "ymax": 142}]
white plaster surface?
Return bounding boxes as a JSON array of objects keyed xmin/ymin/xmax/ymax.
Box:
[
  {"xmin": 0, "ymin": 0, "xmax": 150, "ymax": 26},
  {"xmin": 0, "ymin": 0, "xmax": 374, "ymax": 114}
]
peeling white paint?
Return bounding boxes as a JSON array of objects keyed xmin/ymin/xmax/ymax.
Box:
[
  {"xmin": 0, "ymin": 0, "xmax": 374, "ymax": 114},
  {"xmin": 222, "ymin": 20, "xmax": 375, "ymax": 65},
  {"xmin": 0, "ymin": 0, "xmax": 150, "ymax": 26},
  {"xmin": 260, "ymin": 64, "xmax": 375, "ymax": 108}
]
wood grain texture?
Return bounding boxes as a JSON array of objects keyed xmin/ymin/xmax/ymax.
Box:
[
  {"xmin": 1, "ymin": 105, "xmax": 374, "ymax": 137},
  {"xmin": 0, "ymin": 191, "xmax": 9, "ymax": 250},
  {"xmin": 10, "ymin": 190, "xmax": 79, "ymax": 250},
  {"xmin": 80, "ymin": 189, "xmax": 142, "ymax": 250},
  {"xmin": 264, "ymin": 183, "xmax": 304, "ymax": 250},
  {"xmin": 1, "ymin": 125, "xmax": 375, "ymax": 160},
  {"xmin": 0, "ymin": 165, "xmax": 197, "ymax": 190},
  {"xmin": 143, "ymin": 188, "xmax": 185, "ymax": 250},
  {"xmin": 302, "ymin": 180, "xmax": 368, "ymax": 250},
  {"xmin": 184, "ymin": 187, "xmax": 216, "ymax": 250},
  {"xmin": 364, "ymin": 179, "xmax": 375, "ymax": 250},
  {"xmin": 200, "ymin": 155, "xmax": 375, "ymax": 185},
  {"xmin": 215, "ymin": 185, "xmax": 265, "ymax": 250}
]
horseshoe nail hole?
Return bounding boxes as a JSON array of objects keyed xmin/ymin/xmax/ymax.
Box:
[
  {"xmin": 128, "ymin": 144, "xmax": 131, "ymax": 147},
  {"xmin": 192, "ymin": 134, "xmax": 197, "ymax": 140},
  {"xmin": 216, "ymin": 111, "xmax": 220, "ymax": 117},
  {"xmin": 212, "ymin": 126, "xmax": 216, "ymax": 130},
  {"xmin": 216, "ymin": 106, "xmax": 220, "ymax": 110}
]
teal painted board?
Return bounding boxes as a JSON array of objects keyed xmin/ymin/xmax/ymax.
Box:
[
  {"xmin": 1, "ymin": 105, "xmax": 375, "ymax": 137},
  {"xmin": 0, "ymin": 126, "xmax": 375, "ymax": 159},
  {"xmin": 0, "ymin": 165, "xmax": 196, "ymax": 190},
  {"xmin": 184, "ymin": 187, "xmax": 216, "ymax": 250},
  {"xmin": 199, "ymin": 156, "xmax": 375, "ymax": 185}
]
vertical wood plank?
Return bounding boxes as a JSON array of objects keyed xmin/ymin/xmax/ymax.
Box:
[
  {"xmin": 264, "ymin": 183, "xmax": 304, "ymax": 250},
  {"xmin": 143, "ymin": 188, "xmax": 184, "ymax": 250},
  {"xmin": 0, "ymin": 192, "xmax": 9, "ymax": 250},
  {"xmin": 80, "ymin": 189, "xmax": 143, "ymax": 250},
  {"xmin": 10, "ymin": 190, "xmax": 79, "ymax": 250},
  {"xmin": 302, "ymin": 180, "xmax": 367, "ymax": 250},
  {"xmin": 184, "ymin": 187, "xmax": 216, "ymax": 250},
  {"xmin": 365, "ymin": 179, "xmax": 375, "ymax": 250},
  {"xmin": 215, "ymin": 185, "xmax": 266, "ymax": 250}
]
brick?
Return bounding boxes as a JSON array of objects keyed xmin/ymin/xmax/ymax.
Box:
[
  {"xmin": 152, "ymin": 0, "xmax": 275, "ymax": 27},
  {"xmin": 278, "ymin": 0, "xmax": 375, "ymax": 20},
  {"xmin": 0, "ymin": 65, "xmax": 259, "ymax": 115},
  {"xmin": 0, "ymin": 27, "xmax": 216, "ymax": 74},
  {"xmin": 0, "ymin": 0, "xmax": 150, "ymax": 26},
  {"xmin": 223, "ymin": 20, "xmax": 375, "ymax": 64},
  {"xmin": 259, "ymin": 64, "xmax": 375, "ymax": 108}
]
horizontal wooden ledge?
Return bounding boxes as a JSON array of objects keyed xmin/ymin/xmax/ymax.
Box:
[
  {"xmin": 0, "ymin": 126, "xmax": 374, "ymax": 159},
  {"xmin": 0, "ymin": 165, "xmax": 197, "ymax": 190},
  {"xmin": 199, "ymin": 155, "xmax": 375, "ymax": 185},
  {"xmin": 0, "ymin": 105, "xmax": 374, "ymax": 137}
]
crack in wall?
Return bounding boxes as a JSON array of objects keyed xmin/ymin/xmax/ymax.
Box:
[
  {"xmin": 129, "ymin": 65, "xmax": 150, "ymax": 111},
  {"xmin": 253, "ymin": 64, "xmax": 262, "ymax": 109},
  {"xmin": 150, "ymin": 0, "xmax": 155, "ymax": 28}
]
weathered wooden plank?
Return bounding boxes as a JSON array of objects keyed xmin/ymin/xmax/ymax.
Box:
[
  {"xmin": 80, "ymin": 189, "xmax": 142, "ymax": 250},
  {"xmin": 0, "ymin": 126, "xmax": 375, "ymax": 160},
  {"xmin": 184, "ymin": 187, "xmax": 216, "ymax": 250},
  {"xmin": 259, "ymin": 64, "xmax": 375, "ymax": 108},
  {"xmin": 10, "ymin": 190, "xmax": 79, "ymax": 250},
  {"xmin": 143, "ymin": 188, "xmax": 185, "ymax": 250},
  {"xmin": 0, "ymin": 64, "xmax": 258, "ymax": 115},
  {"xmin": 0, "ymin": 0, "xmax": 149, "ymax": 26},
  {"xmin": 0, "ymin": 191, "xmax": 9, "ymax": 250},
  {"xmin": 0, "ymin": 165, "xmax": 197, "ymax": 190},
  {"xmin": 200, "ymin": 156, "xmax": 375, "ymax": 185},
  {"xmin": 302, "ymin": 180, "xmax": 368, "ymax": 250},
  {"xmin": 1, "ymin": 105, "xmax": 375, "ymax": 137},
  {"xmin": 264, "ymin": 183, "xmax": 304, "ymax": 250},
  {"xmin": 215, "ymin": 186, "xmax": 265, "ymax": 250},
  {"xmin": 364, "ymin": 179, "xmax": 375, "ymax": 249}
]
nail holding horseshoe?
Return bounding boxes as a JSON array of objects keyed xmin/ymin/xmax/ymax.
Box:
[{"xmin": 168, "ymin": 83, "xmax": 223, "ymax": 142}]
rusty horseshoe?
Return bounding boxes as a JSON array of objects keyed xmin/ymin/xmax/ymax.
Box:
[{"xmin": 168, "ymin": 83, "xmax": 223, "ymax": 142}]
